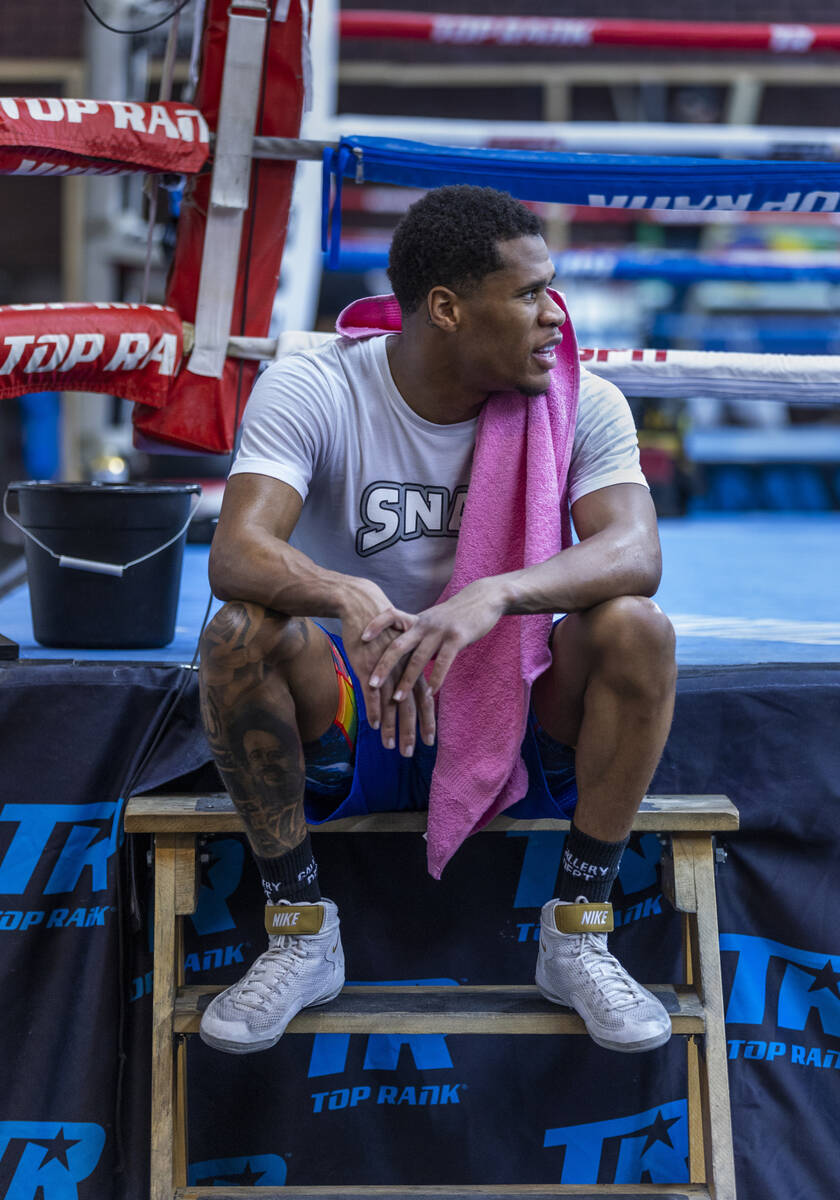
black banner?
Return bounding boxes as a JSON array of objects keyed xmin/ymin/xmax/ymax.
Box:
[{"xmin": 1, "ymin": 661, "xmax": 838, "ymax": 1197}]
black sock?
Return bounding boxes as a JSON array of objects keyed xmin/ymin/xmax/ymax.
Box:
[
  {"xmin": 254, "ymin": 833, "xmax": 321, "ymax": 905},
  {"xmin": 557, "ymin": 821, "xmax": 629, "ymax": 903}
]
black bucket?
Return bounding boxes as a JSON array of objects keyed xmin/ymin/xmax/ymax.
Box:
[{"xmin": 4, "ymin": 481, "xmax": 201, "ymax": 649}]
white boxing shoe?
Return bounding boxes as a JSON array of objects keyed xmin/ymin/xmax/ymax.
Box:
[
  {"xmin": 536, "ymin": 897, "xmax": 671, "ymax": 1053},
  {"xmin": 199, "ymin": 899, "xmax": 344, "ymax": 1054}
]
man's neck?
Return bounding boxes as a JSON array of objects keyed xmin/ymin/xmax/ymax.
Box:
[{"xmin": 385, "ymin": 333, "xmax": 485, "ymax": 425}]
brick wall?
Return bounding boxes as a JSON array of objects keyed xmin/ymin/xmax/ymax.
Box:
[{"xmin": 1, "ymin": 0, "xmax": 84, "ymax": 59}]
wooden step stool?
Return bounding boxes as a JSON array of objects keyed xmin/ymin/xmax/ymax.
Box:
[{"xmin": 124, "ymin": 792, "xmax": 739, "ymax": 1200}]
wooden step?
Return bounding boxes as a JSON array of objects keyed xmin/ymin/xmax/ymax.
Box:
[
  {"xmin": 126, "ymin": 792, "xmax": 739, "ymax": 835},
  {"xmin": 175, "ymin": 1184, "xmax": 713, "ymax": 1198},
  {"xmin": 174, "ymin": 983, "xmax": 705, "ymax": 1036}
]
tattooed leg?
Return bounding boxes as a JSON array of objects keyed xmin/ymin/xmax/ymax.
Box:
[{"xmin": 198, "ymin": 602, "xmax": 339, "ymax": 858}]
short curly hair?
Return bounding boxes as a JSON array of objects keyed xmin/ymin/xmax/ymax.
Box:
[{"xmin": 387, "ymin": 185, "xmax": 542, "ymax": 314}]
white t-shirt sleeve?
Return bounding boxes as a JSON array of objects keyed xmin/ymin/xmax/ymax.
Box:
[
  {"xmin": 228, "ymin": 351, "xmax": 337, "ymax": 502},
  {"xmin": 568, "ymin": 370, "xmax": 649, "ymax": 506}
]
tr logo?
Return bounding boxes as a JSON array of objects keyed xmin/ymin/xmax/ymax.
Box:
[
  {"xmin": 721, "ymin": 933, "xmax": 840, "ymax": 1034},
  {"xmin": 189, "ymin": 1154, "xmax": 286, "ymax": 1187},
  {"xmin": 0, "ymin": 802, "xmax": 122, "ymax": 896},
  {"xmin": 0, "ymin": 1121, "xmax": 105, "ymax": 1199},
  {"xmin": 309, "ymin": 1032, "xmax": 454, "ymax": 1077},
  {"xmin": 544, "ymin": 1099, "xmax": 688, "ymax": 1184},
  {"xmin": 308, "ymin": 979, "xmax": 458, "ymax": 1077},
  {"xmin": 190, "ymin": 838, "xmax": 244, "ymax": 936}
]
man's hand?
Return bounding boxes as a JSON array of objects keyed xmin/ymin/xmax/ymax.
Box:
[
  {"xmin": 362, "ymin": 577, "xmax": 507, "ymax": 701},
  {"xmin": 338, "ymin": 581, "xmax": 436, "ymax": 756}
]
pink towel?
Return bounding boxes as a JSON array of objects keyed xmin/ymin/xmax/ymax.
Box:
[{"xmin": 336, "ymin": 291, "xmax": 580, "ymax": 877}]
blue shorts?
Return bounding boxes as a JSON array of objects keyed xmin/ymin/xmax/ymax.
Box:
[{"xmin": 302, "ymin": 629, "xmax": 577, "ymax": 826}]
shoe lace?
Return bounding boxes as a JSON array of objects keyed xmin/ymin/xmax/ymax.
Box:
[
  {"xmin": 229, "ymin": 937, "xmax": 310, "ymax": 1012},
  {"xmin": 574, "ymin": 934, "xmax": 648, "ymax": 1010}
]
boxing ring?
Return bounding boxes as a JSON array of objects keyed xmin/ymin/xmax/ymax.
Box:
[
  {"xmin": 2, "ymin": 509, "xmax": 839, "ymax": 668},
  {"xmin": 1, "ymin": 7, "xmax": 840, "ymax": 1199}
]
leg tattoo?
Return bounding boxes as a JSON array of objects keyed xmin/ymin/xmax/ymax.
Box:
[{"xmin": 199, "ymin": 603, "xmax": 309, "ymax": 856}]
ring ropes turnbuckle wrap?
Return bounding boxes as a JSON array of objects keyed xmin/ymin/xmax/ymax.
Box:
[
  {"xmin": 320, "ymin": 136, "xmax": 840, "ymax": 266},
  {"xmin": 337, "ymin": 12, "xmax": 840, "ymax": 55}
]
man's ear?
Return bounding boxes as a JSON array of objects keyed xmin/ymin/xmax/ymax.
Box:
[{"xmin": 426, "ymin": 286, "xmax": 460, "ymax": 332}]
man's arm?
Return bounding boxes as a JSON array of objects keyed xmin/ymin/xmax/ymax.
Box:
[
  {"xmin": 210, "ymin": 472, "xmax": 434, "ymax": 747},
  {"xmin": 503, "ymin": 481, "xmax": 661, "ymax": 615},
  {"xmin": 363, "ymin": 482, "xmax": 661, "ymax": 697},
  {"xmin": 211, "ymin": 472, "xmax": 357, "ymax": 616}
]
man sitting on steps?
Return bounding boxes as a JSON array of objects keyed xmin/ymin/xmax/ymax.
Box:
[{"xmin": 197, "ymin": 184, "xmax": 677, "ymax": 1057}]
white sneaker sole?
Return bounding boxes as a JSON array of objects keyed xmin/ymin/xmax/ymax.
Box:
[
  {"xmin": 199, "ymin": 981, "xmax": 344, "ymax": 1055},
  {"xmin": 536, "ymin": 976, "xmax": 672, "ymax": 1054}
]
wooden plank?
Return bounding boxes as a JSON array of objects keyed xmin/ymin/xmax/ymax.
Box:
[
  {"xmin": 174, "ymin": 835, "xmax": 199, "ymax": 917},
  {"xmin": 680, "ymin": 921, "xmax": 705, "ymax": 1185},
  {"xmin": 174, "ymin": 983, "xmax": 705, "ymax": 1036},
  {"xmin": 687, "ymin": 838, "xmax": 737, "ymax": 1200},
  {"xmin": 150, "ymin": 836, "xmax": 178, "ymax": 1200},
  {"xmin": 662, "ymin": 838, "xmax": 699, "ymax": 915},
  {"xmin": 176, "ymin": 1184, "xmax": 713, "ymax": 1198},
  {"xmin": 174, "ymin": 1033, "xmax": 188, "ymax": 1187},
  {"xmin": 337, "ymin": 57, "xmax": 840, "ymax": 87},
  {"xmin": 173, "ymin": 922, "xmax": 188, "ymax": 1189},
  {"xmin": 126, "ymin": 793, "xmax": 738, "ymax": 835},
  {"xmin": 686, "ymin": 1035, "xmax": 705, "ymax": 1185}
]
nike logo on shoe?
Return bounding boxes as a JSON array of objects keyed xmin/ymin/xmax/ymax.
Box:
[
  {"xmin": 580, "ymin": 910, "xmax": 610, "ymax": 926},
  {"xmin": 272, "ymin": 912, "xmax": 301, "ymax": 928}
]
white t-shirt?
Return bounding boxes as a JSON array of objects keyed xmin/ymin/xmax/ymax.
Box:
[{"xmin": 230, "ymin": 334, "xmax": 647, "ymax": 628}]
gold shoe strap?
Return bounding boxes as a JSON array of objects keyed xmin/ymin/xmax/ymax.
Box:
[
  {"xmin": 265, "ymin": 904, "xmax": 325, "ymax": 935},
  {"xmin": 553, "ymin": 902, "xmax": 614, "ymax": 934}
]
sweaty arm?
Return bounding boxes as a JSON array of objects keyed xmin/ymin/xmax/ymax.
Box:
[
  {"xmin": 363, "ymin": 481, "xmax": 661, "ymax": 697},
  {"xmin": 211, "ymin": 472, "xmax": 361, "ymax": 616},
  {"xmin": 210, "ymin": 472, "xmax": 435, "ymax": 748}
]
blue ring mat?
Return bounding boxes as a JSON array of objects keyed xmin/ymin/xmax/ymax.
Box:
[{"xmin": 0, "ymin": 514, "xmax": 837, "ymax": 666}]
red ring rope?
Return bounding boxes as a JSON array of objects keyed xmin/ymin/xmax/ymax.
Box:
[{"xmin": 339, "ymin": 13, "xmax": 840, "ymax": 54}]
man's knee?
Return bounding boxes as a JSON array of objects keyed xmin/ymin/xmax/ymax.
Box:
[
  {"xmin": 586, "ymin": 596, "xmax": 676, "ymax": 690},
  {"xmin": 199, "ymin": 601, "xmax": 309, "ymax": 688}
]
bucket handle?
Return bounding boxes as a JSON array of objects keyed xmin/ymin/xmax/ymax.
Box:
[{"xmin": 2, "ymin": 489, "xmax": 202, "ymax": 578}]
